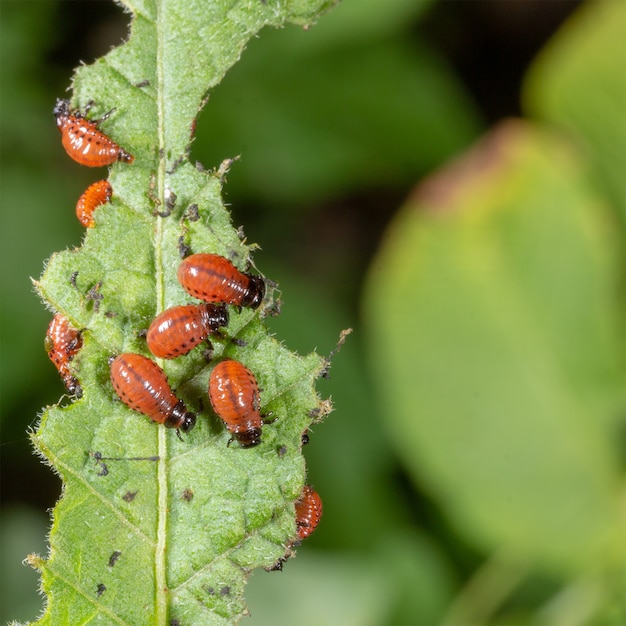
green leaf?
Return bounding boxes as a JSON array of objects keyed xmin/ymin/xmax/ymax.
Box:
[
  {"xmin": 30, "ymin": 0, "xmax": 338, "ymax": 623},
  {"xmin": 363, "ymin": 120, "xmax": 624, "ymax": 578},
  {"xmin": 524, "ymin": 0, "xmax": 626, "ymax": 222}
]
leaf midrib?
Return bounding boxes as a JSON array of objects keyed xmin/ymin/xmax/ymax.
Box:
[{"xmin": 154, "ymin": 1, "xmax": 169, "ymax": 623}]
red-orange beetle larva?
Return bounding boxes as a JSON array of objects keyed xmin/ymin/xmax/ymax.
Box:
[
  {"xmin": 178, "ymin": 253, "xmax": 265, "ymax": 309},
  {"xmin": 76, "ymin": 179, "xmax": 112, "ymax": 227},
  {"xmin": 110, "ymin": 353, "xmax": 196, "ymax": 433},
  {"xmin": 53, "ymin": 98, "xmax": 134, "ymax": 167},
  {"xmin": 45, "ymin": 313, "xmax": 83, "ymax": 397},
  {"xmin": 146, "ymin": 303, "xmax": 228, "ymax": 359},
  {"xmin": 208, "ymin": 358, "xmax": 263, "ymax": 447},
  {"xmin": 295, "ymin": 485, "xmax": 323, "ymax": 540}
]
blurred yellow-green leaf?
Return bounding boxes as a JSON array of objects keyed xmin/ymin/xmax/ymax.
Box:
[{"xmin": 364, "ymin": 120, "xmax": 624, "ymax": 576}]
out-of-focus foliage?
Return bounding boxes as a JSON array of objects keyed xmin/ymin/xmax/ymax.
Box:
[
  {"xmin": 363, "ymin": 1, "xmax": 625, "ymax": 623},
  {"xmin": 364, "ymin": 119, "xmax": 623, "ymax": 616},
  {"xmin": 524, "ymin": 0, "xmax": 626, "ymax": 222},
  {"xmin": 192, "ymin": 0, "xmax": 481, "ymax": 210}
]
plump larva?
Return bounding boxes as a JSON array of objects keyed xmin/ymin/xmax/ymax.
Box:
[
  {"xmin": 76, "ymin": 179, "xmax": 112, "ymax": 227},
  {"xmin": 208, "ymin": 359, "xmax": 262, "ymax": 447},
  {"xmin": 45, "ymin": 313, "xmax": 83, "ymax": 397},
  {"xmin": 53, "ymin": 99, "xmax": 134, "ymax": 167},
  {"xmin": 147, "ymin": 303, "xmax": 228, "ymax": 359},
  {"xmin": 295, "ymin": 485, "xmax": 323, "ymax": 540},
  {"xmin": 178, "ymin": 253, "xmax": 265, "ymax": 309},
  {"xmin": 110, "ymin": 353, "xmax": 195, "ymax": 432}
]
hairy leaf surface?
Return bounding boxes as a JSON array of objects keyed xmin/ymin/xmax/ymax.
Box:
[{"xmin": 31, "ymin": 0, "xmax": 337, "ymax": 623}]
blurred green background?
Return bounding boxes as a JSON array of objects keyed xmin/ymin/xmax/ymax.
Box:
[{"xmin": 1, "ymin": 0, "xmax": 624, "ymax": 624}]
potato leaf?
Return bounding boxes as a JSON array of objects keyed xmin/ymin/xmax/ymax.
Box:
[{"xmin": 29, "ymin": 0, "xmax": 338, "ymax": 623}]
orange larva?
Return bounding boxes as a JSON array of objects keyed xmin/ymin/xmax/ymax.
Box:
[
  {"xmin": 177, "ymin": 254, "xmax": 265, "ymax": 309},
  {"xmin": 146, "ymin": 303, "xmax": 228, "ymax": 359},
  {"xmin": 76, "ymin": 179, "xmax": 112, "ymax": 227},
  {"xmin": 208, "ymin": 359, "xmax": 263, "ymax": 447},
  {"xmin": 53, "ymin": 99, "xmax": 134, "ymax": 167},
  {"xmin": 295, "ymin": 485, "xmax": 323, "ymax": 540},
  {"xmin": 45, "ymin": 313, "xmax": 83, "ymax": 397},
  {"xmin": 110, "ymin": 353, "xmax": 196, "ymax": 432}
]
